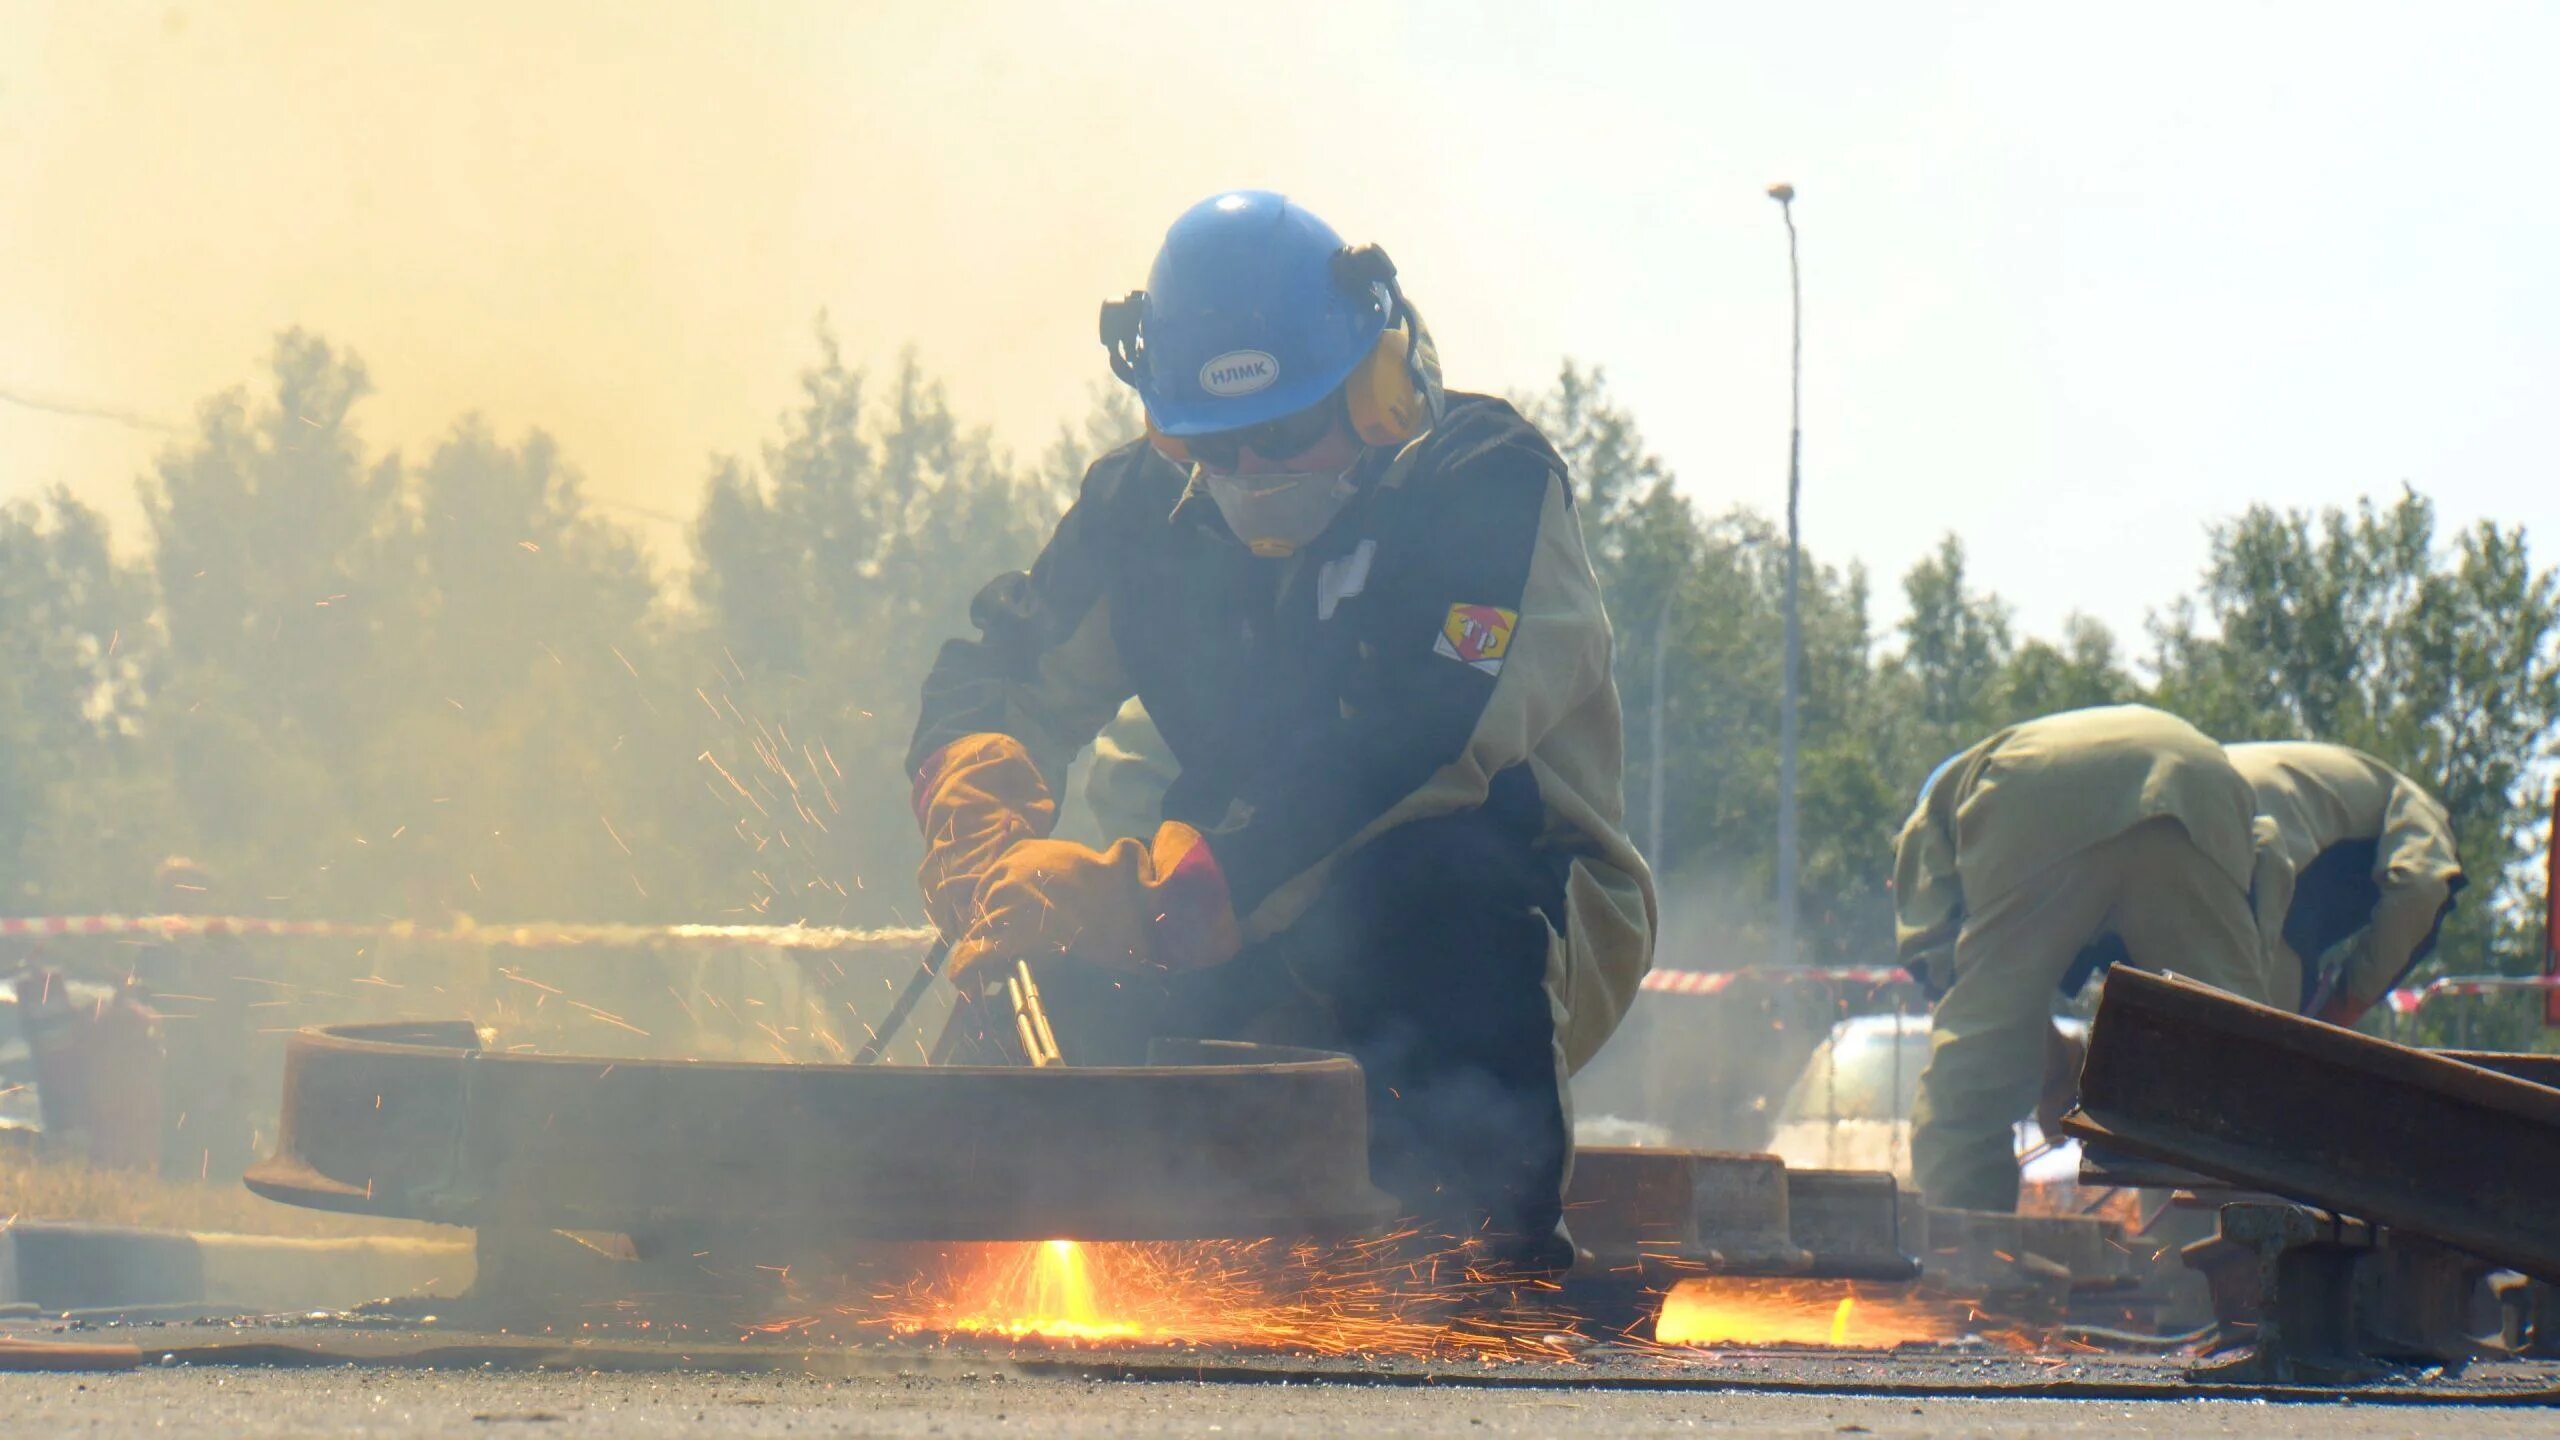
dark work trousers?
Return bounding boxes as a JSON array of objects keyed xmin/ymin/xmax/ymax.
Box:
[{"xmin": 1025, "ymin": 810, "xmax": 1573, "ymax": 1268}]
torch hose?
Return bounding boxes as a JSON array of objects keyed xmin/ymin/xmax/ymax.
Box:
[{"xmin": 852, "ymin": 936, "xmax": 951, "ymax": 1064}]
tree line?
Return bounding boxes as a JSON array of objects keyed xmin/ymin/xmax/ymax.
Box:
[
  {"xmin": 1542, "ymin": 361, "xmax": 2560, "ymax": 999},
  {"xmin": 4, "ymin": 332, "xmax": 2554, "ymax": 1012}
]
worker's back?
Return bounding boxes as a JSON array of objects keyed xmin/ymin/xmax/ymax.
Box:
[
  {"xmin": 2226, "ymin": 740, "xmax": 2464, "ymax": 1018},
  {"xmin": 1898, "ymin": 705, "xmax": 2278, "ymax": 1212},
  {"xmin": 2226, "ymin": 741, "xmax": 2434, "ymax": 875},
  {"xmin": 1929, "ymin": 704, "xmax": 2258, "ymax": 911}
]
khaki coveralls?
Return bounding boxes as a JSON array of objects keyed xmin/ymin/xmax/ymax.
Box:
[
  {"xmin": 2227, "ymin": 742, "xmax": 2464, "ymax": 1019},
  {"xmin": 1895, "ymin": 705, "xmax": 2290, "ymax": 1213}
]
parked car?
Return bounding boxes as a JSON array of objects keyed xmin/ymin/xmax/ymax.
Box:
[{"xmin": 1764, "ymin": 1011, "xmax": 2084, "ymax": 1188}]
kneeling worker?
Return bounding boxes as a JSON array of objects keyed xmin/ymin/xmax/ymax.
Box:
[
  {"xmin": 2226, "ymin": 741, "xmax": 2464, "ymax": 1027},
  {"xmin": 1893, "ymin": 705, "xmax": 2289, "ymax": 1213},
  {"xmin": 906, "ymin": 192, "xmax": 1656, "ymax": 1269}
]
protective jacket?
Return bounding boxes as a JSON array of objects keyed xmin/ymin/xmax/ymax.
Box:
[
  {"xmin": 2226, "ymin": 741, "xmax": 2465, "ymax": 1013},
  {"xmin": 1892, "ymin": 704, "xmax": 2286, "ymax": 1212},
  {"xmin": 1893, "ymin": 705, "xmax": 2271, "ymax": 995},
  {"xmin": 908, "ymin": 393, "xmax": 1655, "ymax": 1071}
]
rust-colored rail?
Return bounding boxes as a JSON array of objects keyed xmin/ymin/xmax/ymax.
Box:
[
  {"xmin": 246, "ymin": 1021, "xmax": 1393, "ymax": 1242},
  {"xmin": 2064, "ymin": 969, "xmax": 2560, "ymax": 1282}
]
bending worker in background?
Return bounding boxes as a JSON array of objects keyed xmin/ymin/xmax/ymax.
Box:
[
  {"xmin": 2226, "ymin": 741, "xmax": 2464, "ymax": 1027},
  {"xmin": 1893, "ymin": 704, "xmax": 2290, "ymax": 1213},
  {"xmin": 906, "ymin": 191, "xmax": 1656, "ymax": 1273}
]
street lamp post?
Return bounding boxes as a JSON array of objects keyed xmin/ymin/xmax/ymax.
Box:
[
  {"xmin": 1770, "ymin": 183, "xmax": 1804, "ymax": 969},
  {"xmin": 1647, "ymin": 591, "xmax": 1674, "ymax": 867}
]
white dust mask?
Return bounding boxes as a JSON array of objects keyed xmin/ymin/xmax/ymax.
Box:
[{"xmin": 1201, "ymin": 458, "xmax": 1366, "ymax": 558}]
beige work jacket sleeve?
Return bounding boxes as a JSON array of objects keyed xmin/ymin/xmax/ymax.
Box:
[
  {"xmin": 2335, "ymin": 777, "xmax": 2466, "ymax": 1009},
  {"xmin": 1236, "ymin": 475, "xmax": 1657, "ymax": 1072},
  {"xmin": 1892, "ymin": 785, "xmax": 1967, "ymax": 996}
]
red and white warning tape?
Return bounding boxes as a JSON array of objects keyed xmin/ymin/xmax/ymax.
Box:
[
  {"xmin": 1641, "ymin": 963, "xmax": 2559, "ymax": 1026},
  {"xmin": 0, "ymin": 913, "xmax": 935, "ymax": 953},
  {"xmin": 6, "ymin": 918, "xmax": 2549, "ymax": 1022},
  {"xmin": 2384, "ymin": 973, "xmax": 2560, "ymax": 1015}
]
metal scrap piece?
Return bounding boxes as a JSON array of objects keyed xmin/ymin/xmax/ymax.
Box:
[
  {"xmin": 246, "ymin": 1021, "xmax": 1394, "ymax": 1242},
  {"xmin": 1919, "ymin": 1207, "xmax": 2144, "ymax": 1323},
  {"xmin": 2062, "ymin": 968, "xmax": 2560, "ymax": 1282},
  {"xmin": 1784, "ymin": 1168, "xmax": 1921, "ymax": 1281},
  {"xmin": 1566, "ymin": 1148, "xmax": 1811, "ymax": 1275},
  {"xmin": 1923, "ymin": 1207, "xmax": 2142, "ymax": 1284}
]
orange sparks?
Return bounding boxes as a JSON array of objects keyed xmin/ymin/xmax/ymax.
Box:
[
  {"xmin": 569, "ymin": 1000, "xmax": 650, "ymax": 1038},
  {"xmin": 932, "ymin": 1240, "xmax": 1142, "ymax": 1343},
  {"xmin": 1652, "ymin": 1279, "xmax": 1960, "ymax": 1350},
  {"xmin": 874, "ymin": 1237, "xmax": 1584, "ymax": 1361},
  {"xmin": 699, "ymin": 750, "xmax": 769, "ymax": 817}
]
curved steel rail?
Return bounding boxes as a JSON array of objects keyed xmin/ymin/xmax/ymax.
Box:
[{"xmin": 246, "ymin": 1021, "xmax": 1394, "ymax": 1242}]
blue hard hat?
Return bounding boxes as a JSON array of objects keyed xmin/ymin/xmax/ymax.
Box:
[{"xmin": 1128, "ymin": 191, "xmax": 1389, "ymax": 436}]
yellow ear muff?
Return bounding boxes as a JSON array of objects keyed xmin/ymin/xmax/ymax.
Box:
[
  {"xmin": 1146, "ymin": 418, "xmax": 1193, "ymax": 465},
  {"xmin": 1344, "ymin": 327, "xmax": 1427, "ymax": 449}
]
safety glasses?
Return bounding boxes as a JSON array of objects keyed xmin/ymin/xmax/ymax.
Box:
[{"xmin": 1183, "ymin": 393, "xmax": 1343, "ymax": 470}]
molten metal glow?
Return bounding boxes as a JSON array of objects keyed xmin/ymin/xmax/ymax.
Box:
[
  {"xmin": 1652, "ymin": 1279, "xmax": 1960, "ymax": 1349},
  {"xmin": 875, "ymin": 1236, "xmax": 1584, "ymax": 1359},
  {"xmin": 934, "ymin": 1240, "xmax": 1144, "ymax": 1343}
]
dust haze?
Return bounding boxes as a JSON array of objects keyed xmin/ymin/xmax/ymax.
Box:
[{"xmin": 3, "ymin": 3, "xmax": 1495, "ymax": 554}]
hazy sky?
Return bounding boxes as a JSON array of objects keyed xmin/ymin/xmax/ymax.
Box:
[{"xmin": 6, "ymin": 2, "xmax": 2554, "ymax": 649}]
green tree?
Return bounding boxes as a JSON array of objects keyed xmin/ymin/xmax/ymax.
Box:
[
  {"xmin": 1886, "ymin": 535, "xmax": 2015, "ymax": 739},
  {"xmin": 1999, "ymin": 614, "xmax": 2138, "ymax": 720},
  {"xmin": 1518, "ymin": 360, "xmax": 1676, "ymax": 603},
  {"xmin": 127, "ymin": 333, "xmax": 701, "ymax": 933},
  {"xmin": 688, "ymin": 328, "xmax": 1068, "ymax": 927},
  {"xmin": 1035, "ymin": 383, "xmax": 1143, "ymax": 509},
  {"xmin": 1516, "ymin": 363, "xmax": 1690, "ymax": 853},
  {"xmin": 1866, "ymin": 545, "xmax": 2137, "ymax": 906},
  {"xmin": 20, "ymin": 320, "xmax": 2545, "ymax": 1054},
  {"xmin": 349, "ymin": 419, "xmax": 697, "ymax": 924},
  {"xmin": 141, "ymin": 331, "xmax": 406, "ymax": 912},
  {"xmin": 1519, "ymin": 362, "xmax": 1906, "ymax": 967},
  {"xmin": 0, "ymin": 489, "xmax": 165, "ymax": 914}
]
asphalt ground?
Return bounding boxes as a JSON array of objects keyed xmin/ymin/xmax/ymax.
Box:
[
  {"xmin": 6, "ymin": 1321, "xmax": 2560, "ymax": 1437},
  {"xmin": 10, "ymin": 1367, "xmax": 2560, "ymax": 1438}
]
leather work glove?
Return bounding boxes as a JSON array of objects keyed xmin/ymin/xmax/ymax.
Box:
[
  {"xmin": 947, "ymin": 821, "xmax": 1241, "ymax": 990},
  {"xmin": 913, "ymin": 733, "xmax": 1058, "ymax": 943}
]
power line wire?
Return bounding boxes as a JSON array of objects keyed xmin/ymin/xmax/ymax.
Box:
[{"xmin": 0, "ymin": 386, "xmax": 186, "ymax": 434}]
